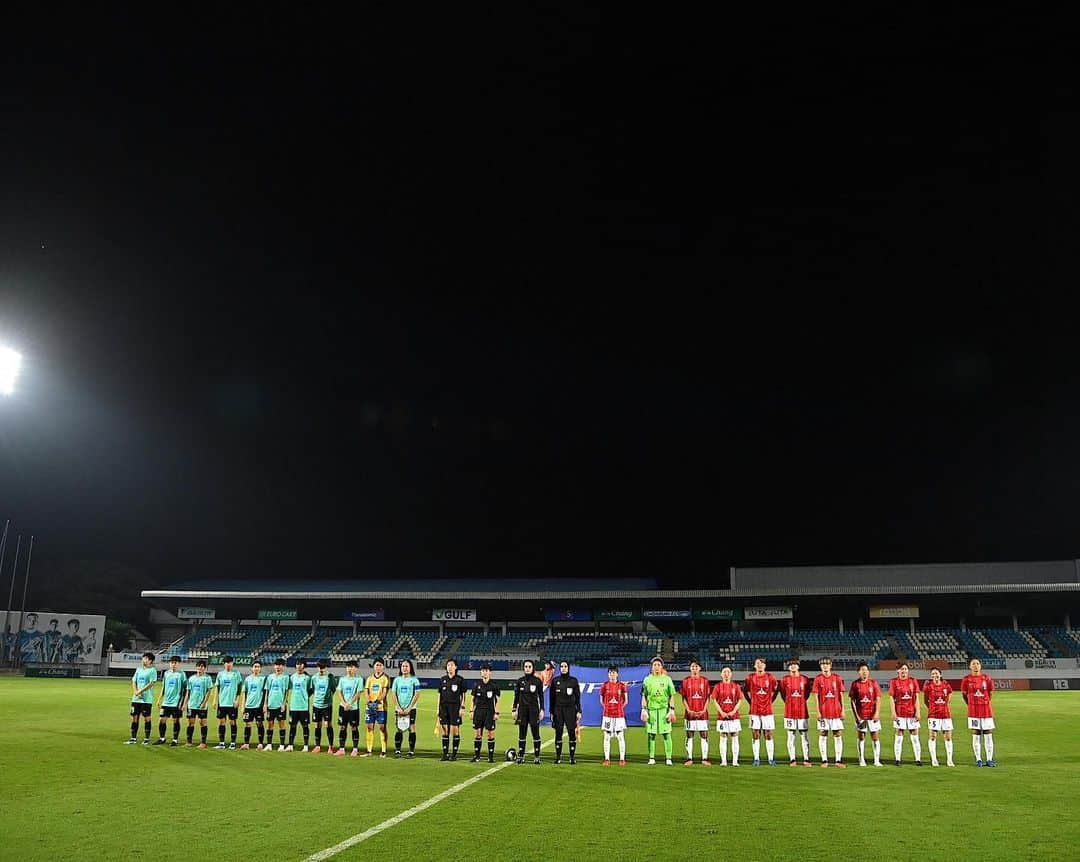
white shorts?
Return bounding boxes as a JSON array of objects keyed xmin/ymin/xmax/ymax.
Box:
[
  {"xmin": 817, "ymin": 718, "xmax": 844, "ymax": 732},
  {"xmin": 716, "ymin": 719, "xmax": 742, "ymax": 734},
  {"xmin": 749, "ymin": 714, "xmax": 775, "ymax": 732},
  {"xmin": 783, "ymin": 718, "xmax": 809, "ymax": 732},
  {"xmin": 928, "ymin": 718, "xmax": 953, "ymax": 732},
  {"xmin": 968, "ymin": 717, "xmax": 995, "ymax": 731},
  {"xmin": 684, "ymin": 719, "xmax": 709, "ymax": 733},
  {"xmin": 856, "ymin": 719, "xmax": 882, "ymax": 733},
  {"xmin": 893, "ymin": 717, "xmax": 921, "ymax": 731},
  {"xmin": 601, "ymin": 716, "xmax": 627, "ymax": 733}
]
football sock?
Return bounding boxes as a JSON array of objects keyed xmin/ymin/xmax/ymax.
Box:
[
  {"xmin": 787, "ymin": 731, "xmax": 797, "ymax": 761},
  {"xmin": 130, "ymin": 720, "xmax": 138, "ymax": 739},
  {"xmin": 984, "ymin": 734, "xmax": 994, "ymax": 761},
  {"xmin": 144, "ymin": 720, "xmax": 152, "ymax": 739},
  {"xmin": 752, "ymin": 737, "xmax": 761, "ymax": 761},
  {"xmin": 555, "ymin": 736, "xmax": 563, "ymax": 759},
  {"xmin": 517, "ymin": 728, "xmax": 526, "ymax": 758},
  {"xmin": 686, "ymin": 737, "xmax": 694, "ymax": 760},
  {"xmin": 367, "ymin": 729, "xmax": 374, "ymax": 752},
  {"xmin": 972, "ymin": 734, "xmax": 982, "ymax": 760},
  {"xmin": 944, "ymin": 739, "xmax": 953, "ymax": 762},
  {"xmin": 648, "ymin": 733, "xmax": 656, "ymax": 758},
  {"xmin": 662, "ymin": 734, "xmax": 672, "ymax": 759},
  {"xmin": 487, "ymin": 739, "xmax": 495, "ymax": 758},
  {"xmin": 395, "ymin": 731, "xmax": 404, "ymax": 751},
  {"xmin": 158, "ymin": 720, "xmax": 166, "ymax": 740},
  {"xmin": 834, "ymin": 737, "xmax": 843, "ymax": 763},
  {"xmin": 302, "ymin": 725, "xmax": 309, "ymax": 745},
  {"xmin": 451, "ymin": 735, "xmax": 460, "ymax": 756},
  {"xmin": 858, "ymin": 736, "xmax": 865, "ymax": 762},
  {"xmin": 801, "ymin": 732, "xmax": 810, "ymax": 761},
  {"xmin": 872, "ymin": 739, "xmax": 880, "ymax": 762},
  {"xmin": 219, "ymin": 723, "xmax": 227, "ymax": 743},
  {"xmin": 201, "ymin": 725, "xmax": 208, "ymax": 743},
  {"xmin": 700, "ymin": 738, "xmax": 709, "ymax": 761},
  {"xmin": 442, "ymin": 734, "xmax": 449, "ymax": 756},
  {"xmin": 533, "ymin": 737, "xmax": 541, "ymax": 758},
  {"xmin": 230, "ymin": 724, "xmax": 237, "ymax": 743},
  {"xmin": 474, "ymin": 737, "xmax": 482, "ymax": 756},
  {"xmin": 244, "ymin": 726, "xmax": 252, "ymax": 744},
  {"xmin": 315, "ymin": 727, "xmax": 322, "ymax": 746},
  {"xmin": 730, "ymin": 736, "xmax": 739, "ymax": 763},
  {"xmin": 617, "ymin": 730, "xmax": 626, "ymax": 760},
  {"xmin": 257, "ymin": 722, "xmax": 264, "ymax": 744},
  {"xmin": 187, "ymin": 725, "xmax": 195, "ymax": 743},
  {"xmin": 289, "ymin": 725, "xmax": 297, "ymax": 745},
  {"xmin": 569, "ymin": 738, "xmax": 576, "ymax": 758},
  {"xmin": 327, "ymin": 726, "xmax": 334, "ymax": 748},
  {"xmin": 279, "ymin": 728, "xmax": 286, "ymax": 746},
  {"xmin": 894, "ymin": 736, "xmax": 903, "ymax": 761},
  {"xmin": 604, "ymin": 732, "xmax": 612, "ymax": 760},
  {"xmin": 408, "ymin": 731, "xmax": 416, "ymax": 752},
  {"xmin": 929, "ymin": 737, "xmax": 939, "ymax": 765},
  {"xmin": 819, "ymin": 736, "xmax": 828, "ymax": 762},
  {"xmin": 172, "ymin": 721, "xmax": 180, "ymax": 741},
  {"xmin": 765, "ymin": 738, "xmax": 774, "ymax": 761},
  {"xmin": 719, "ymin": 737, "xmax": 728, "ymax": 766},
  {"xmin": 911, "ymin": 736, "xmax": 922, "ymax": 761}
]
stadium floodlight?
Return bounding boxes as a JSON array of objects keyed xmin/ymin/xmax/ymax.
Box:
[{"xmin": 0, "ymin": 346, "xmax": 21, "ymax": 396}]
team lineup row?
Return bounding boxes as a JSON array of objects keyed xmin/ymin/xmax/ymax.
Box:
[{"xmin": 125, "ymin": 654, "xmax": 1001, "ymax": 768}]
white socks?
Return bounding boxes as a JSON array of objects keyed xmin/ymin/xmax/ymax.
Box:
[
  {"xmin": 801, "ymin": 733, "xmax": 810, "ymax": 761},
  {"xmin": 603, "ymin": 732, "xmax": 611, "ymax": 760},
  {"xmin": 858, "ymin": 737, "xmax": 866, "ymax": 763},
  {"xmin": 984, "ymin": 734, "xmax": 994, "ymax": 761},
  {"xmin": 787, "ymin": 731, "xmax": 796, "ymax": 761},
  {"xmin": 731, "ymin": 736, "xmax": 740, "ymax": 764},
  {"xmin": 617, "ymin": 730, "xmax": 626, "ymax": 760},
  {"xmin": 752, "ymin": 737, "xmax": 761, "ymax": 761},
  {"xmin": 834, "ymin": 737, "xmax": 843, "ymax": 763},
  {"xmin": 929, "ymin": 737, "xmax": 939, "ymax": 766},
  {"xmin": 911, "ymin": 736, "xmax": 922, "ymax": 762},
  {"xmin": 700, "ymin": 738, "xmax": 709, "ymax": 761},
  {"xmin": 765, "ymin": 738, "xmax": 774, "ymax": 761},
  {"xmin": 873, "ymin": 739, "xmax": 880, "ymax": 763},
  {"xmin": 944, "ymin": 739, "xmax": 953, "ymax": 764},
  {"xmin": 894, "ymin": 736, "xmax": 904, "ymax": 762},
  {"xmin": 819, "ymin": 735, "xmax": 828, "ymax": 763},
  {"xmin": 972, "ymin": 735, "xmax": 982, "ymax": 761},
  {"xmin": 687, "ymin": 737, "xmax": 694, "ymax": 760}
]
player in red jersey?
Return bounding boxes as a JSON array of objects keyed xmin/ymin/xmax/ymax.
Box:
[
  {"xmin": 598, "ymin": 665, "xmax": 628, "ymax": 765},
  {"xmin": 848, "ymin": 662, "xmax": 882, "ymax": 767},
  {"xmin": 779, "ymin": 658, "xmax": 813, "ymax": 767},
  {"xmin": 888, "ymin": 663, "xmax": 923, "ymax": 766},
  {"xmin": 923, "ymin": 667, "xmax": 955, "ymax": 767},
  {"xmin": 811, "ymin": 657, "xmax": 845, "ymax": 767},
  {"xmin": 961, "ymin": 658, "xmax": 996, "ymax": 767},
  {"xmin": 743, "ymin": 657, "xmax": 779, "ymax": 766},
  {"xmin": 679, "ymin": 659, "xmax": 711, "ymax": 766},
  {"xmin": 711, "ymin": 666, "xmax": 743, "ymax": 767}
]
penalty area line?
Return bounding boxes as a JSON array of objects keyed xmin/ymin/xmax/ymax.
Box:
[{"xmin": 304, "ymin": 738, "xmax": 556, "ymax": 861}]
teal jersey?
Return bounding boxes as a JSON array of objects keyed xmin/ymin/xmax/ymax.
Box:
[
  {"xmin": 243, "ymin": 674, "xmax": 267, "ymax": 709},
  {"xmin": 641, "ymin": 673, "xmax": 676, "ymax": 710},
  {"xmin": 161, "ymin": 670, "xmax": 187, "ymax": 707},
  {"xmin": 338, "ymin": 674, "xmax": 362, "ymax": 708},
  {"xmin": 131, "ymin": 666, "xmax": 158, "ymax": 703},
  {"xmin": 393, "ymin": 675, "xmax": 421, "ymax": 711},
  {"xmin": 186, "ymin": 673, "xmax": 214, "ymax": 710},
  {"xmin": 289, "ymin": 672, "xmax": 314, "ymax": 711},
  {"xmin": 265, "ymin": 672, "xmax": 290, "ymax": 709},
  {"xmin": 312, "ymin": 673, "xmax": 336, "ymax": 708},
  {"xmin": 214, "ymin": 669, "xmax": 243, "ymax": 707}
]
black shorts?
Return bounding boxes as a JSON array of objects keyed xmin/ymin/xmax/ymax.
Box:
[
  {"xmin": 216, "ymin": 707, "xmax": 238, "ymax": 720},
  {"xmin": 289, "ymin": 710, "xmax": 310, "ymax": 726},
  {"xmin": 130, "ymin": 702, "xmax": 152, "ymax": 717},
  {"xmin": 516, "ymin": 708, "xmax": 541, "ymax": 728},
  {"xmin": 339, "ymin": 708, "xmax": 360, "ymax": 727},
  {"xmin": 242, "ymin": 708, "xmax": 263, "ymax": 722},
  {"xmin": 160, "ymin": 705, "xmax": 182, "ymax": 719},
  {"xmin": 438, "ymin": 703, "xmax": 463, "ymax": 726},
  {"xmin": 472, "ymin": 709, "xmax": 496, "ymax": 731},
  {"xmin": 313, "ymin": 706, "xmax": 332, "ymax": 722},
  {"xmin": 267, "ymin": 707, "xmax": 285, "ymax": 721},
  {"xmin": 552, "ymin": 707, "xmax": 578, "ymax": 732},
  {"xmin": 188, "ymin": 708, "xmax": 209, "ymax": 720}
]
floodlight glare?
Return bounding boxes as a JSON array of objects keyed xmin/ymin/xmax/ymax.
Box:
[{"xmin": 0, "ymin": 346, "xmax": 22, "ymax": 396}]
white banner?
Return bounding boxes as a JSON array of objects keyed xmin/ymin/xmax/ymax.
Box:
[
  {"xmin": 743, "ymin": 605, "xmax": 793, "ymax": 620},
  {"xmin": 869, "ymin": 605, "xmax": 920, "ymax": 619},
  {"xmin": 432, "ymin": 608, "xmax": 477, "ymax": 622},
  {"xmin": 178, "ymin": 606, "xmax": 216, "ymax": 619},
  {"xmin": 4, "ymin": 611, "xmax": 106, "ymax": 664}
]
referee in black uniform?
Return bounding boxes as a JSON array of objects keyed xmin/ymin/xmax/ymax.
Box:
[
  {"xmin": 469, "ymin": 662, "xmax": 500, "ymax": 762},
  {"xmin": 512, "ymin": 659, "xmax": 545, "ymax": 764},
  {"xmin": 549, "ymin": 660, "xmax": 582, "ymax": 764},
  {"xmin": 437, "ymin": 659, "xmax": 467, "ymax": 761}
]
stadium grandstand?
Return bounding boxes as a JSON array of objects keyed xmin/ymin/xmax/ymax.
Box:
[{"xmin": 128, "ymin": 563, "xmax": 1080, "ymax": 682}]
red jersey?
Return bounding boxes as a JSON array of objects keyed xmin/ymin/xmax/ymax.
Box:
[
  {"xmin": 923, "ymin": 680, "xmax": 953, "ymax": 719},
  {"xmin": 889, "ymin": 676, "xmax": 921, "ymax": 718},
  {"xmin": 744, "ymin": 672, "xmax": 779, "ymax": 716},
  {"xmin": 711, "ymin": 681, "xmax": 742, "ymax": 719},
  {"xmin": 780, "ymin": 673, "xmax": 811, "ymax": 720},
  {"xmin": 680, "ymin": 675, "xmax": 711, "ymax": 720},
  {"xmin": 812, "ymin": 673, "xmax": 844, "ymax": 719},
  {"xmin": 961, "ymin": 673, "xmax": 994, "ymax": 718},
  {"xmin": 599, "ymin": 681, "xmax": 627, "ymax": 718},
  {"xmin": 848, "ymin": 678, "xmax": 881, "ymax": 720}
]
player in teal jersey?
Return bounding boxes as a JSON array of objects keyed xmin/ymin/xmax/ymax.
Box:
[
  {"xmin": 182, "ymin": 660, "xmax": 214, "ymax": 747},
  {"xmin": 213, "ymin": 656, "xmax": 244, "ymax": 749},
  {"xmin": 335, "ymin": 660, "xmax": 363, "ymax": 756},
  {"xmin": 392, "ymin": 658, "xmax": 421, "ymax": 758},
  {"xmin": 127, "ymin": 652, "xmax": 158, "ymax": 745},
  {"xmin": 155, "ymin": 656, "xmax": 187, "ymax": 746},
  {"xmin": 287, "ymin": 659, "xmax": 315, "ymax": 751},
  {"xmin": 640, "ymin": 657, "xmax": 677, "ymax": 765},
  {"xmin": 241, "ymin": 659, "xmax": 268, "ymax": 749},
  {"xmin": 264, "ymin": 658, "xmax": 291, "ymax": 751},
  {"xmin": 311, "ymin": 660, "xmax": 338, "ymax": 753}
]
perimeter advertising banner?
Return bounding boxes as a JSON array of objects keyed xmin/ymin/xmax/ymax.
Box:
[
  {"xmin": 432, "ymin": 609, "xmax": 477, "ymax": 622},
  {"xmin": 178, "ymin": 606, "xmax": 216, "ymax": 619},
  {"xmin": 574, "ymin": 664, "xmax": 652, "ymax": 727},
  {"xmin": 5, "ymin": 611, "xmax": 106, "ymax": 664},
  {"xmin": 543, "ymin": 609, "xmax": 592, "ymax": 622},
  {"xmin": 595, "ymin": 609, "xmax": 641, "ymax": 622},
  {"xmin": 868, "ymin": 605, "xmax": 920, "ymax": 619},
  {"xmin": 743, "ymin": 606, "xmax": 793, "ymax": 620}
]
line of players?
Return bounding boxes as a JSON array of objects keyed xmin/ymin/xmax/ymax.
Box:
[
  {"xmin": 672, "ymin": 655, "xmax": 998, "ymax": 768},
  {"xmin": 126, "ymin": 651, "xmax": 999, "ymax": 768}
]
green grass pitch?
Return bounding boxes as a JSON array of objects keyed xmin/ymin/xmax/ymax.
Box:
[{"xmin": 1, "ymin": 677, "xmax": 1078, "ymax": 861}]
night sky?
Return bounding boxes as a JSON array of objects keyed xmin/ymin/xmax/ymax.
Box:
[{"xmin": 1, "ymin": 10, "xmax": 1076, "ymax": 593}]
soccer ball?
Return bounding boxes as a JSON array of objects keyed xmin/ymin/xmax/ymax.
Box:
[{"xmin": 505, "ymin": 747, "xmax": 518, "ymax": 762}]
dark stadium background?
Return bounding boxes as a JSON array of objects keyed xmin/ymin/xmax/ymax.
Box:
[{"xmin": 0, "ymin": 9, "xmax": 1075, "ymax": 629}]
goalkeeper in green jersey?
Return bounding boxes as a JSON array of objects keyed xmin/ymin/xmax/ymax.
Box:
[{"xmin": 640, "ymin": 657, "xmax": 677, "ymax": 765}]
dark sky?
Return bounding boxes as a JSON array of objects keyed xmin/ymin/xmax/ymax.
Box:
[{"xmin": 1, "ymin": 9, "xmax": 1076, "ymax": 589}]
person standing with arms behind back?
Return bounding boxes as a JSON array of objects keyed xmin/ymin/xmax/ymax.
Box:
[
  {"xmin": 961, "ymin": 658, "xmax": 997, "ymax": 767},
  {"xmin": 924, "ymin": 667, "xmax": 955, "ymax": 767},
  {"xmin": 811, "ymin": 657, "xmax": 845, "ymax": 768},
  {"xmin": 679, "ymin": 659, "xmax": 711, "ymax": 766},
  {"xmin": 779, "ymin": 659, "xmax": 813, "ymax": 767}
]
